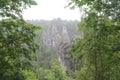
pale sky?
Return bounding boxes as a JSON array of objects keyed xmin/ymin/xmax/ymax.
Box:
[{"xmin": 23, "ymin": 0, "xmax": 81, "ymax": 20}]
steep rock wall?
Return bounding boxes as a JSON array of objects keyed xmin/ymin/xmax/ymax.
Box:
[{"xmin": 58, "ymin": 42, "xmax": 73, "ymax": 72}]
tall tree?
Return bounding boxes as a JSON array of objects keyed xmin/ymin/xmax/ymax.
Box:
[
  {"xmin": 68, "ymin": 0, "xmax": 120, "ymax": 80},
  {"xmin": 0, "ymin": 0, "xmax": 40, "ymax": 80}
]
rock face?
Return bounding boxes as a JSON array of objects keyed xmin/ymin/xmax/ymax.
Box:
[
  {"xmin": 39, "ymin": 20, "xmax": 81, "ymax": 72},
  {"xmin": 42, "ymin": 24, "xmax": 70, "ymax": 48},
  {"xmin": 41, "ymin": 22, "xmax": 76, "ymax": 72},
  {"xmin": 28, "ymin": 19, "xmax": 79, "ymax": 72},
  {"xmin": 58, "ymin": 42, "xmax": 72, "ymax": 72},
  {"xmin": 58, "ymin": 35, "xmax": 83, "ymax": 72}
]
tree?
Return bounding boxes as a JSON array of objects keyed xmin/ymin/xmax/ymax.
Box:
[
  {"xmin": 0, "ymin": 0, "xmax": 37, "ymax": 19},
  {"xmin": 0, "ymin": 0, "xmax": 40, "ymax": 80},
  {"xmin": 68, "ymin": 0, "xmax": 120, "ymax": 80}
]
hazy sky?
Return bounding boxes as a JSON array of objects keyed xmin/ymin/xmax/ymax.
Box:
[{"xmin": 23, "ymin": 0, "xmax": 81, "ymax": 20}]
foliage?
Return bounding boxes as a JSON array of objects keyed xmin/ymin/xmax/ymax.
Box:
[
  {"xmin": 22, "ymin": 70, "xmax": 38, "ymax": 80},
  {"xmin": 37, "ymin": 60, "xmax": 73, "ymax": 80},
  {"xmin": 0, "ymin": 0, "xmax": 40, "ymax": 80},
  {"xmin": 0, "ymin": 0, "xmax": 37, "ymax": 19},
  {"xmin": 68, "ymin": 0, "xmax": 120, "ymax": 80}
]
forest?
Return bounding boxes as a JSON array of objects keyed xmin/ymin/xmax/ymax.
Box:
[{"xmin": 0, "ymin": 0, "xmax": 120, "ymax": 80}]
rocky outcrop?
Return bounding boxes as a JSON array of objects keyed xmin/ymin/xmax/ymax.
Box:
[
  {"xmin": 42, "ymin": 24, "xmax": 70, "ymax": 49},
  {"xmin": 58, "ymin": 42, "xmax": 72, "ymax": 72},
  {"xmin": 28, "ymin": 19, "xmax": 80, "ymax": 72},
  {"xmin": 57, "ymin": 34, "xmax": 83, "ymax": 73}
]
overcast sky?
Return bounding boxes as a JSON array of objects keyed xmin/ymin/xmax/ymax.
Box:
[{"xmin": 23, "ymin": 0, "xmax": 81, "ymax": 20}]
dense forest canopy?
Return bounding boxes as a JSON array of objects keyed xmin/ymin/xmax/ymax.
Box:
[{"xmin": 0, "ymin": 0, "xmax": 120, "ymax": 80}]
